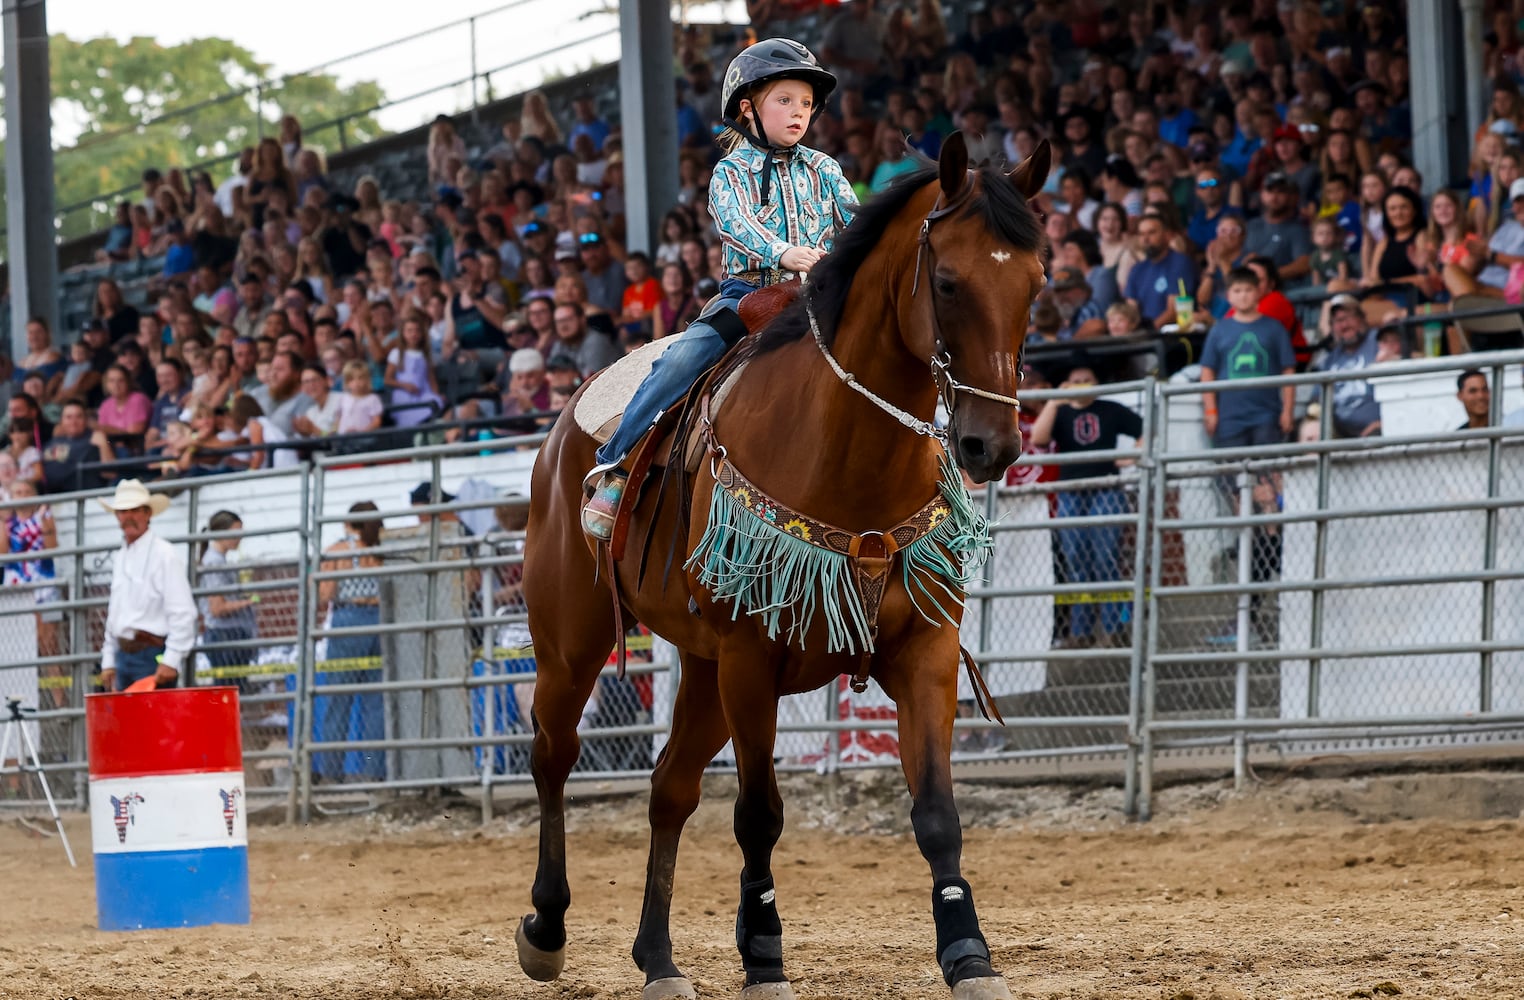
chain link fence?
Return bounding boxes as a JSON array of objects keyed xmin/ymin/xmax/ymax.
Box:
[{"xmin": 3, "ymin": 354, "xmax": 1523, "ymax": 821}]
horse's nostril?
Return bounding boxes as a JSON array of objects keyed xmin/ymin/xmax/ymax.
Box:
[{"xmin": 958, "ymin": 436, "xmax": 989, "ymax": 463}]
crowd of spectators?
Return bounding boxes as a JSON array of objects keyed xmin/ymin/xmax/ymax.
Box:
[{"xmin": 9, "ymin": 0, "xmax": 1524, "ymax": 510}]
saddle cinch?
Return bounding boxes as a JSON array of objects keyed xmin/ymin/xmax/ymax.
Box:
[{"xmin": 574, "ymin": 283, "xmax": 799, "ymax": 557}]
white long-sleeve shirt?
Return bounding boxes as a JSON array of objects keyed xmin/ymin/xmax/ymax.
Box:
[{"xmin": 101, "ymin": 529, "xmax": 199, "ymax": 672}]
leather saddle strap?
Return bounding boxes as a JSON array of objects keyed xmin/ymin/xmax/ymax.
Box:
[
  {"xmin": 602, "ymin": 541, "xmax": 627, "ymax": 680},
  {"xmin": 960, "ymin": 645, "xmax": 1005, "ymax": 726}
]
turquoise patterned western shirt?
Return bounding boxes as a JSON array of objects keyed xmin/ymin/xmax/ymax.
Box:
[{"xmin": 709, "ymin": 143, "xmax": 859, "ymax": 274}]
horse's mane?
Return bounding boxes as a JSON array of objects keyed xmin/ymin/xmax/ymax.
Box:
[{"xmin": 745, "ymin": 161, "xmax": 1044, "ymax": 358}]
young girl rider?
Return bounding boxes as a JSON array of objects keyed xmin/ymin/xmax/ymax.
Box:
[{"xmin": 582, "ymin": 38, "xmax": 858, "ymax": 539}]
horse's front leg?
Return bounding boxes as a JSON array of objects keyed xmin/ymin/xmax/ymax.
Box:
[
  {"xmin": 717, "ymin": 639, "xmax": 793, "ymax": 999},
  {"xmin": 880, "ymin": 630, "xmax": 1012, "ymax": 1000}
]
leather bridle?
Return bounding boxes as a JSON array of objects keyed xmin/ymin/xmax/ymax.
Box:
[{"xmin": 810, "ymin": 170, "xmax": 1023, "ymax": 445}]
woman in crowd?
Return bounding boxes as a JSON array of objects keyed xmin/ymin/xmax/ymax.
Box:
[
  {"xmin": 652, "ymin": 262, "xmax": 700, "ymax": 340},
  {"xmin": 96, "ymin": 365, "xmax": 152, "ymax": 455},
  {"xmin": 1093, "ymin": 202, "xmax": 1139, "ymax": 291},
  {"xmin": 198, "ymin": 509, "xmax": 259, "ymax": 690},
  {"xmin": 519, "ymin": 91, "xmax": 563, "ymax": 146},
  {"xmin": 1357, "ymin": 171, "xmax": 1389, "ymax": 272},
  {"xmin": 94, "ymin": 279, "xmax": 142, "ymax": 343},
  {"xmin": 246, "ymin": 137, "xmax": 297, "ymax": 230},
  {"xmin": 427, "ymin": 115, "xmax": 468, "ymax": 189},
  {"xmin": 1197, "ymin": 214, "xmax": 1250, "ymax": 319},
  {"xmin": 294, "ymin": 236, "xmax": 335, "ymax": 305},
  {"xmin": 314, "ymin": 501, "xmax": 387, "ymax": 783},
  {"xmin": 13, "ymin": 318, "xmax": 66, "ymax": 403},
  {"xmin": 1364, "ymin": 186, "xmax": 1428, "ymax": 299}
]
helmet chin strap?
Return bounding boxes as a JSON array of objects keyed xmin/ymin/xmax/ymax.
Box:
[{"xmin": 721, "ymin": 107, "xmax": 786, "ymax": 205}]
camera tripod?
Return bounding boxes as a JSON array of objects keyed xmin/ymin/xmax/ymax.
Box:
[{"xmin": 0, "ymin": 697, "xmax": 77, "ymax": 867}]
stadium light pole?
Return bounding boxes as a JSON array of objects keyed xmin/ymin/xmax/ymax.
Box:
[
  {"xmin": 618, "ymin": 0, "xmax": 679, "ymax": 255},
  {"xmin": 4, "ymin": 0, "xmax": 59, "ymax": 357}
]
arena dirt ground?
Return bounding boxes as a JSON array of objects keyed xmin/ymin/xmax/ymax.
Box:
[{"xmin": 2, "ymin": 768, "xmax": 1522, "ymax": 1000}]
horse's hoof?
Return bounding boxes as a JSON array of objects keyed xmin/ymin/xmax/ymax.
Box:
[
  {"xmin": 951, "ymin": 976, "xmax": 1014, "ymax": 1000},
  {"xmin": 643, "ymin": 977, "xmax": 697, "ymax": 1000},
  {"xmin": 739, "ymin": 983, "xmax": 795, "ymax": 1000},
  {"xmin": 515, "ymin": 916, "xmax": 565, "ymax": 982}
]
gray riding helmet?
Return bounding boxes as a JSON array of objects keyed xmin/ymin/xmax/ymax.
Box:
[{"xmin": 720, "ymin": 38, "xmax": 838, "ymax": 124}]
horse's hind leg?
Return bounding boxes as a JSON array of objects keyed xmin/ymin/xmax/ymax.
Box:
[
  {"xmin": 631, "ymin": 652, "xmax": 730, "ymax": 999},
  {"xmin": 717, "ymin": 644, "xmax": 793, "ymax": 999},
  {"xmin": 515, "ymin": 575, "xmax": 615, "ymax": 981}
]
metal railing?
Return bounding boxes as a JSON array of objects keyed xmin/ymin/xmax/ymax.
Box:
[{"xmin": 2, "ymin": 351, "xmax": 1523, "ymax": 823}]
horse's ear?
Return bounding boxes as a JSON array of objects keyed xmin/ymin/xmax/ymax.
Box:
[
  {"xmin": 1009, "ymin": 139, "xmax": 1052, "ymax": 201},
  {"xmin": 939, "ymin": 131, "xmax": 969, "ymax": 201}
]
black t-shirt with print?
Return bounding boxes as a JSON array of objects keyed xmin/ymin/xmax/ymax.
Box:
[{"xmin": 1050, "ymin": 399, "xmax": 1144, "ymax": 480}]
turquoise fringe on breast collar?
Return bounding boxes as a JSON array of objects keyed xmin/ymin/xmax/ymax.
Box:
[{"xmin": 685, "ymin": 449, "xmax": 991, "ymax": 654}]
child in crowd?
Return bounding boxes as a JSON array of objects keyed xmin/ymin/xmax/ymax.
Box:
[
  {"xmin": 581, "ymin": 38, "xmax": 856, "ymax": 539},
  {"xmin": 337, "ymin": 359, "xmax": 383, "ymax": 434},
  {"xmin": 1318, "ymin": 174, "xmax": 1362, "ymax": 255},
  {"xmin": 59, "ymin": 342, "xmax": 94, "ymax": 401},
  {"xmin": 384, "ymin": 314, "xmax": 442, "ymax": 429},
  {"xmin": 153, "ymin": 420, "xmax": 197, "ymax": 477},
  {"xmin": 619, "ymin": 252, "xmax": 662, "ymax": 335},
  {"xmin": 1200, "ymin": 267, "xmax": 1296, "ymax": 447},
  {"xmin": 1105, "ymin": 301, "xmax": 1144, "ymax": 338},
  {"xmin": 1309, "ymin": 217, "xmax": 1351, "ymax": 287}
]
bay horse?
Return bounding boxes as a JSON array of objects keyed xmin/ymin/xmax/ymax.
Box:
[{"xmin": 519, "ymin": 132, "xmax": 1050, "ymax": 1000}]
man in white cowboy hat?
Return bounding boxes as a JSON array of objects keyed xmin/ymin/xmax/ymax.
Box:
[{"xmin": 97, "ymin": 480, "xmax": 199, "ymax": 693}]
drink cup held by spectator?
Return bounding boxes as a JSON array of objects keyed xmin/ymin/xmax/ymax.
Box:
[{"xmin": 97, "ymin": 479, "xmax": 197, "ymax": 693}]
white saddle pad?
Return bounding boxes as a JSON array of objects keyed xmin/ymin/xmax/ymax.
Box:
[{"xmin": 572, "ymin": 338, "xmax": 748, "ymax": 463}]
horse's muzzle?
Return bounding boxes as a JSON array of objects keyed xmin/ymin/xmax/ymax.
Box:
[{"xmin": 955, "ymin": 429, "xmax": 1020, "ymax": 485}]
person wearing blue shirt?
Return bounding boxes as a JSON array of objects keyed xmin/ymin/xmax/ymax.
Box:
[
  {"xmin": 1124, "ymin": 214, "xmax": 1199, "ymax": 329},
  {"xmin": 567, "ymin": 96, "xmax": 611, "ymax": 153},
  {"xmin": 1187, "ymin": 168, "xmax": 1243, "ymax": 251},
  {"xmin": 1221, "ymin": 124, "xmax": 1261, "ymax": 179},
  {"xmin": 1200, "ymin": 267, "xmax": 1296, "ymax": 447},
  {"xmin": 161, "ymin": 221, "xmax": 195, "ymax": 279}
]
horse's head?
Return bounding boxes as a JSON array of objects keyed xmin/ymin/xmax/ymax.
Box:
[{"xmin": 903, "ymin": 133, "xmax": 1049, "ymax": 483}]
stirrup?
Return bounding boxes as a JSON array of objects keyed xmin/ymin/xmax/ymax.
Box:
[
  {"xmin": 583, "ymin": 461, "xmax": 625, "ymax": 498},
  {"xmin": 581, "ymin": 470, "xmax": 627, "ymax": 541}
]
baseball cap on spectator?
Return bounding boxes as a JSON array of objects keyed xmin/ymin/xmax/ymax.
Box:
[
  {"xmin": 1490, "ymin": 118, "xmax": 1520, "ymax": 138},
  {"xmin": 522, "ymin": 221, "xmax": 547, "ymax": 237},
  {"xmin": 546, "ymin": 353, "xmax": 580, "ymax": 374},
  {"xmin": 1051, "ymin": 267, "xmax": 1089, "ymax": 292},
  {"xmin": 578, "ymin": 232, "xmax": 605, "ymax": 250},
  {"xmin": 238, "ymin": 272, "xmax": 261, "ymax": 286},
  {"xmin": 409, "ymin": 482, "xmax": 456, "ymax": 505},
  {"xmin": 456, "ymin": 247, "xmax": 479, "ymax": 262},
  {"xmin": 1508, "ymin": 178, "xmax": 1524, "ymax": 202},
  {"xmin": 1348, "ymin": 80, "xmax": 1387, "ymax": 98},
  {"xmin": 435, "ymin": 188, "xmax": 464, "ymax": 211},
  {"xmin": 554, "ymin": 245, "xmax": 579, "ymax": 262},
  {"xmin": 1220, "ymin": 60, "xmax": 1246, "ymax": 78},
  {"xmin": 508, "ymin": 348, "xmax": 546, "ymax": 374},
  {"xmin": 81, "ymin": 318, "xmax": 107, "ymax": 337},
  {"xmin": 328, "ymin": 192, "xmax": 360, "ymax": 213},
  {"xmin": 1328, "ymin": 293, "xmax": 1361, "ymax": 315},
  {"xmin": 1273, "ymin": 124, "xmax": 1303, "ymax": 144},
  {"xmin": 1188, "ymin": 139, "xmax": 1217, "ymax": 163},
  {"xmin": 1263, "ymin": 171, "xmax": 1296, "ymax": 192}
]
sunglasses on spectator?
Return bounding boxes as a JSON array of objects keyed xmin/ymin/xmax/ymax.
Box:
[
  {"xmin": 1197, "ymin": 178, "xmax": 1219, "ymax": 189},
  {"xmin": 577, "ymin": 233, "xmax": 603, "ymax": 246}
]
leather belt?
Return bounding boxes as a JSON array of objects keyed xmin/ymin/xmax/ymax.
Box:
[
  {"xmin": 117, "ymin": 629, "xmax": 167, "ymax": 654},
  {"xmin": 733, "ymin": 268, "xmax": 793, "ymax": 287}
]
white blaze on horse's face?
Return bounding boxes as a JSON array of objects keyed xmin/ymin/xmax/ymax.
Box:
[{"xmin": 990, "ymin": 250, "xmax": 1011, "ymax": 264}]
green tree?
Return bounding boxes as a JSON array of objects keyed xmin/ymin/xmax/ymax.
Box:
[{"xmin": 1, "ymin": 34, "xmax": 387, "ymax": 241}]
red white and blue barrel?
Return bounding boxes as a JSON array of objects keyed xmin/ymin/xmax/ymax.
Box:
[{"xmin": 86, "ymin": 687, "xmax": 250, "ymax": 931}]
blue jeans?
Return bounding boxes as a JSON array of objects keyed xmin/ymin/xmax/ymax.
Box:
[
  {"xmin": 313, "ymin": 602, "xmax": 385, "ymax": 782},
  {"xmin": 593, "ymin": 277, "xmax": 759, "ymax": 467},
  {"xmin": 114, "ymin": 645, "xmax": 166, "ymax": 691},
  {"xmin": 1055, "ymin": 487, "xmax": 1129, "ymax": 639}
]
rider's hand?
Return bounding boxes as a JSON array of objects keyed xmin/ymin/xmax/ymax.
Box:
[{"xmin": 780, "ymin": 247, "xmax": 825, "ymax": 273}]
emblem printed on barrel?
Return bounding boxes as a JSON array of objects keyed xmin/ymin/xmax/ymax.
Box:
[
  {"xmin": 110, "ymin": 793, "xmax": 145, "ymax": 844},
  {"xmin": 219, "ymin": 787, "xmax": 243, "ymax": 836}
]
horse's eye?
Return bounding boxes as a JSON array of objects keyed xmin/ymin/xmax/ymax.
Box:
[{"xmin": 934, "ymin": 275, "xmax": 957, "ymax": 297}]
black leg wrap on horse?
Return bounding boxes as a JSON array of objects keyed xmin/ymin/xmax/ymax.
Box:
[
  {"xmin": 933, "ymin": 876, "xmax": 990, "ymax": 986},
  {"xmin": 709, "ymin": 306, "xmax": 750, "ymax": 348},
  {"xmin": 736, "ymin": 872, "xmax": 784, "ymax": 977}
]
